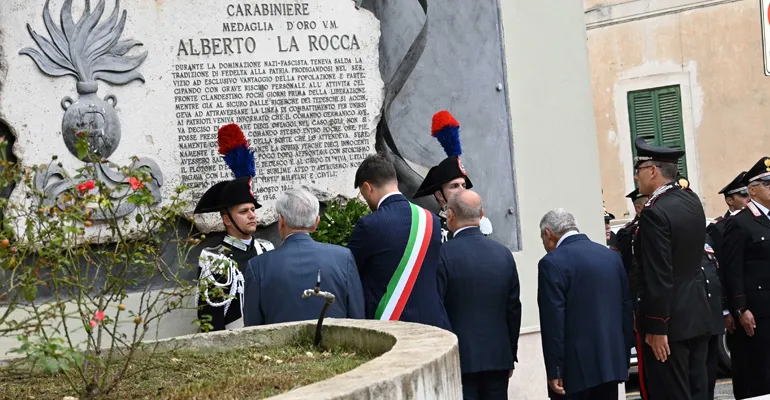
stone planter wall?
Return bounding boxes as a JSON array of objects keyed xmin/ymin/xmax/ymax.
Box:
[{"xmin": 152, "ymin": 318, "xmax": 462, "ymax": 400}]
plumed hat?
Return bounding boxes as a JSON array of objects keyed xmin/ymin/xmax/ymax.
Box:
[
  {"xmin": 193, "ymin": 124, "xmax": 261, "ymax": 214},
  {"xmin": 413, "ymin": 111, "xmax": 473, "ymax": 198}
]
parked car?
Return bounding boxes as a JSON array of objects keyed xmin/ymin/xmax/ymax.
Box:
[{"xmin": 610, "ymin": 218, "xmax": 731, "ymax": 375}]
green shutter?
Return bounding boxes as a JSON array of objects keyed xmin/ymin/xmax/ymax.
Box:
[{"xmin": 628, "ymin": 85, "xmax": 687, "ymax": 177}]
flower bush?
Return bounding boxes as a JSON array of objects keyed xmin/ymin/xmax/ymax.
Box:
[{"xmin": 0, "ymin": 135, "xmax": 200, "ymax": 399}]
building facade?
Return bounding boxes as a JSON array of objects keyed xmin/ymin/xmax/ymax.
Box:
[{"xmin": 586, "ymin": 0, "xmax": 770, "ymax": 220}]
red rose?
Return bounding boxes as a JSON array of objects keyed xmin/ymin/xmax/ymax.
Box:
[
  {"xmin": 85, "ymin": 180, "xmax": 95, "ymax": 190},
  {"xmin": 128, "ymin": 177, "xmax": 145, "ymax": 190},
  {"xmin": 77, "ymin": 183, "xmax": 87, "ymax": 194}
]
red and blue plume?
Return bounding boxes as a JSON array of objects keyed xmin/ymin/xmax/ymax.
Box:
[
  {"xmin": 431, "ymin": 110, "xmax": 462, "ymax": 157},
  {"xmin": 217, "ymin": 123, "xmax": 256, "ymax": 179}
]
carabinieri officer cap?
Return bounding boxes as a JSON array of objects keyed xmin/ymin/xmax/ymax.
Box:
[
  {"xmin": 742, "ymin": 157, "xmax": 770, "ymax": 185},
  {"xmin": 633, "ymin": 137, "xmax": 685, "ymax": 166},
  {"xmin": 625, "ymin": 188, "xmax": 647, "ymax": 201},
  {"xmin": 718, "ymin": 171, "xmax": 748, "ymax": 196},
  {"xmin": 604, "ymin": 206, "xmax": 615, "ymax": 222},
  {"xmin": 194, "ymin": 123, "xmax": 261, "ymax": 214},
  {"xmin": 413, "ymin": 110, "xmax": 473, "ymax": 198}
]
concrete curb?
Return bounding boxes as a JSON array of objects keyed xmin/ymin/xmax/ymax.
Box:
[{"xmin": 152, "ymin": 318, "xmax": 463, "ymax": 399}]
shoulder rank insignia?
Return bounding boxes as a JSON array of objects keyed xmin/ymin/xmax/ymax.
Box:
[{"xmin": 747, "ymin": 202, "xmax": 762, "ymax": 217}]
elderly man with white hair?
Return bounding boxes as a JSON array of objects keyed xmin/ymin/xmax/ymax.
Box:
[
  {"xmin": 242, "ymin": 188, "xmax": 365, "ymax": 326},
  {"xmin": 537, "ymin": 208, "xmax": 632, "ymax": 400}
]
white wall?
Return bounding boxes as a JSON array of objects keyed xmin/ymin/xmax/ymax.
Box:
[{"xmin": 500, "ymin": 1, "xmax": 606, "ymax": 398}]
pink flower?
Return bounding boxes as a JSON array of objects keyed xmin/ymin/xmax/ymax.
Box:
[
  {"xmin": 85, "ymin": 180, "xmax": 95, "ymax": 190},
  {"xmin": 77, "ymin": 183, "xmax": 87, "ymax": 194},
  {"xmin": 94, "ymin": 310, "xmax": 105, "ymax": 322},
  {"xmin": 89, "ymin": 319, "xmax": 97, "ymax": 328},
  {"xmin": 128, "ymin": 177, "xmax": 144, "ymax": 190}
]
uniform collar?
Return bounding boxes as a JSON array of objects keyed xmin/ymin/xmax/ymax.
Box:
[
  {"xmin": 224, "ymin": 235, "xmax": 252, "ymax": 252},
  {"xmin": 751, "ymin": 200, "xmax": 770, "ymax": 216}
]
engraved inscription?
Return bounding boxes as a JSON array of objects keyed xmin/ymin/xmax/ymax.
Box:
[{"xmin": 172, "ymin": 3, "xmax": 375, "ymax": 202}]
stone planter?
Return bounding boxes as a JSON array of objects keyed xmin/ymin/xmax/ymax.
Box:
[{"xmin": 151, "ymin": 318, "xmax": 462, "ymax": 399}]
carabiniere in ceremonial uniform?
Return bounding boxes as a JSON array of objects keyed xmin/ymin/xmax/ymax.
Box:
[
  {"xmin": 192, "ymin": 124, "xmax": 274, "ymax": 332},
  {"xmin": 631, "ymin": 137, "xmax": 711, "ymax": 399},
  {"xmin": 707, "ymin": 171, "xmax": 749, "ymax": 260},
  {"xmin": 413, "ymin": 110, "xmax": 491, "ymax": 242},
  {"xmin": 721, "ymin": 157, "xmax": 770, "ymax": 399},
  {"xmin": 615, "ymin": 188, "xmax": 647, "ymax": 274}
]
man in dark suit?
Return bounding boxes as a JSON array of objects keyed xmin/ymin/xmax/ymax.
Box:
[
  {"xmin": 537, "ymin": 208, "xmax": 632, "ymax": 400},
  {"xmin": 243, "ymin": 188, "xmax": 365, "ymax": 326},
  {"xmin": 721, "ymin": 157, "xmax": 770, "ymax": 399},
  {"xmin": 437, "ymin": 190, "xmax": 521, "ymax": 399},
  {"xmin": 632, "ymin": 137, "xmax": 711, "ymax": 399},
  {"xmin": 348, "ymin": 154, "xmax": 451, "ymax": 330}
]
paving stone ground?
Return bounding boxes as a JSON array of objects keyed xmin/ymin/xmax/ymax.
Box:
[{"xmin": 625, "ymin": 378, "xmax": 734, "ymax": 399}]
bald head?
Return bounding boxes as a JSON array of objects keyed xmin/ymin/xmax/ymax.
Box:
[{"xmin": 447, "ymin": 190, "xmax": 484, "ymax": 232}]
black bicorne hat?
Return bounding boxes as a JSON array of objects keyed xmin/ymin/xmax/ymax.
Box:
[
  {"xmin": 718, "ymin": 171, "xmax": 748, "ymax": 196},
  {"xmin": 413, "ymin": 111, "xmax": 473, "ymax": 198},
  {"xmin": 634, "ymin": 137, "xmax": 685, "ymax": 166},
  {"xmin": 743, "ymin": 157, "xmax": 770, "ymax": 185},
  {"xmin": 194, "ymin": 176, "xmax": 261, "ymax": 214},
  {"xmin": 414, "ymin": 155, "xmax": 473, "ymax": 198},
  {"xmin": 193, "ymin": 124, "xmax": 261, "ymax": 214}
]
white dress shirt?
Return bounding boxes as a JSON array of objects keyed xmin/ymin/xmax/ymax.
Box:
[
  {"xmin": 556, "ymin": 230, "xmax": 580, "ymax": 248},
  {"xmin": 377, "ymin": 192, "xmax": 401, "ymax": 209}
]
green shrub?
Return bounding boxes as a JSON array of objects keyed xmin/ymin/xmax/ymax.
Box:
[{"xmin": 310, "ymin": 197, "xmax": 370, "ymax": 247}]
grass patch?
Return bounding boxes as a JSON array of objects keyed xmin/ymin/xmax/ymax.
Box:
[{"xmin": 0, "ymin": 336, "xmax": 373, "ymax": 399}]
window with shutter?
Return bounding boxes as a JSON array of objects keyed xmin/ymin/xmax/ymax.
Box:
[{"xmin": 627, "ymin": 85, "xmax": 687, "ymax": 177}]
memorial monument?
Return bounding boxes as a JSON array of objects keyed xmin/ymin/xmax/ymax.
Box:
[{"xmin": 0, "ymin": 0, "xmax": 518, "ymax": 246}]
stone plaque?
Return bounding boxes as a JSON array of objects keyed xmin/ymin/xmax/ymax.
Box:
[{"xmin": 0, "ymin": 0, "xmax": 383, "ymax": 234}]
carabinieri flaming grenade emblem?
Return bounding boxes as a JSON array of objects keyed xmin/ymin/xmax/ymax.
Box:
[{"xmin": 19, "ymin": 0, "xmax": 163, "ymax": 220}]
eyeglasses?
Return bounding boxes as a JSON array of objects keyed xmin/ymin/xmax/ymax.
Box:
[{"xmin": 634, "ymin": 165, "xmax": 654, "ymax": 175}]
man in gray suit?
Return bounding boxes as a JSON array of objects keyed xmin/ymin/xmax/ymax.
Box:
[{"xmin": 243, "ymin": 188, "xmax": 365, "ymax": 326}]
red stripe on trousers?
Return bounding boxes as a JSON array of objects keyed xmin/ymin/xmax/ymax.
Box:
[{"xmin": 636, "ymin": 330, "xmax": 649, "ymax": 400}]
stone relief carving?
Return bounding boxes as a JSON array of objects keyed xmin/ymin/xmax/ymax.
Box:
[{"xmin": 18, "ymin": 0, "xmax": 162, "ymax": 220}]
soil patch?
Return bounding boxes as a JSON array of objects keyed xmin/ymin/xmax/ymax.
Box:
[{"xmin": 0, "ymin": 337, "xmax": 373, "ymax": 399}]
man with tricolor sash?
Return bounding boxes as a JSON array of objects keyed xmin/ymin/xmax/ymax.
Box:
[{"xmin": 348, "ymin": 154, "xmax": 451, "ymax": 331}]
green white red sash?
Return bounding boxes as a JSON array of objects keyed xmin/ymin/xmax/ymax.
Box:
[{"xmin": 375, "ymin": 203, "xmax": 434, "ymax": 320}]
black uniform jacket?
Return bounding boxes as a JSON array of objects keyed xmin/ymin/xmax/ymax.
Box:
[
  {"xmin": 702, "ymin": 237, "xmax": 725, "ymax": 336},
  {"xmin": 722, "ymin": 201, "xmax": 770, "ymax": 318},
  {"xmin": 197, "ymin": 236, "xmax": 264, "ymax": 331},
  {"xmin": 615, "ymin": 217, "xmax": 638, "ymax": 273},
  {"xmin": 634, "ymin": 184, "xmax": 711, "ymax": 341},
  {"xmin": 706, "ymin": 211, "xmax": 731, "ymax": 259}
]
